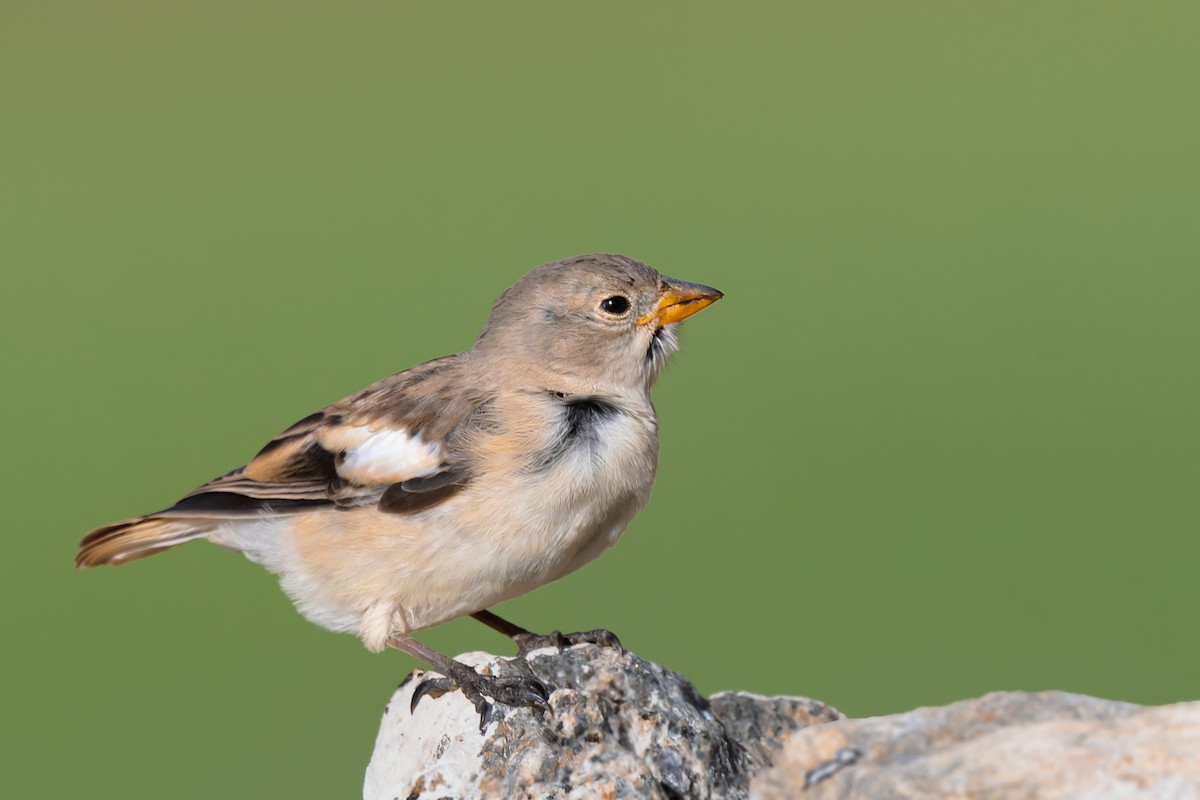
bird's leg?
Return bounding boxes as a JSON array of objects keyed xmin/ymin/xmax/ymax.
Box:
[
  {"xmin": 387, "ymin": 632, "xmax": 548, "ymax": 732},
  {"xmin": 471, "ymin": 609, "xmax": 623, "ymax": 659}
]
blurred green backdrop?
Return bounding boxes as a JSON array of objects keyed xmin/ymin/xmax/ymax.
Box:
[{"xmin": 4, "ymin": 2, "xmax": 1199, "ymax": 797}]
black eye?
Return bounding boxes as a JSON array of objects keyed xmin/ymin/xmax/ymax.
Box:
[{"xmin": 600, "ymin": 295, "xmax": 630, "ymax": 315}]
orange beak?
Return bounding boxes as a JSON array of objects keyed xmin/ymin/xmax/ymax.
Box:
[{"xmin": 637, "ymin": 278, "xmax": 724, "ymax": 327}]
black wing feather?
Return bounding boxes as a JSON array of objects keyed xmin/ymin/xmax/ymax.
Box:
[{"xmin": 378, "ymin": 465, "xmax": 471, "ymax": 515}]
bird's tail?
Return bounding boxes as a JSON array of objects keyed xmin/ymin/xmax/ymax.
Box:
[{"xmin": 76, "ymin": 516, "xmax": 213, "ymax": 567}]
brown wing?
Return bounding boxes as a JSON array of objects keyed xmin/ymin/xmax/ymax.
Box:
[{"xmin": 162, "ymin": 354, "xmax": 484, "ymax": 518}]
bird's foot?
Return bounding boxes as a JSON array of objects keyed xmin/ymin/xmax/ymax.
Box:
[
  {"xmin": 513, "ymin": 628, "xmax": 623, "ymax": 659},
  {"xmin": 409, "ymin": 661, "xmax": 550, "ymax": 732}
]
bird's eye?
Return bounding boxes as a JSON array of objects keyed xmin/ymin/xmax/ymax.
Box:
[{"xmin": 600, "ymin": 295, "xmax": 630, "ymax": 315}]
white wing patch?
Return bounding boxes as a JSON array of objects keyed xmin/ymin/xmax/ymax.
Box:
[{"xmin": 320, "ymin": 425, "xmax": 443, "ymax": 485}]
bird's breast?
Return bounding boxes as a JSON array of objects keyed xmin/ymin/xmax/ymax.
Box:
[
  {"xmin": 530, "ymin": 395, "xmax": 659, "ymax": 502},
  {"xmin": 467, "ymin": 393, "xmax": 660, "ymax": 580}
]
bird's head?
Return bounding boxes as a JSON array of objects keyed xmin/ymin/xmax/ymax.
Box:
[{"xmin": 474, "ymin": 253, "xmax": 722, "ymax": 394}]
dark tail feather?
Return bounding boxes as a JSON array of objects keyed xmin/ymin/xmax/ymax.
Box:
[{"xmin": 76, "ymin": 516, "xmax": 212, "ymax": 567}]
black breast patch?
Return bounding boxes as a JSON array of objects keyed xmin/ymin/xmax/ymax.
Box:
[
  {"xmin": 528, "ymin": 394, "xmax": 622, "ymax": 472},
  {"xmin": 563, "ymin": 396, "xmax": 620, "ymax": 442}
]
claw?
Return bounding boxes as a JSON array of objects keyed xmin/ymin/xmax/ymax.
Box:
[
  {"xmin": 578, "ymin": 628, "xmax": 623, "ymax": 653},
  {"xmin": 408, "ymin": 665, "xmax": 551, "ymax": 732},
  {"xmin": 513, "ymin": 630, "xmax": 567, "ymax": 657},
  {"xmin": 476, "ymin": 700, "xmax": 493, "ymax": 732},
  {"xmin": 488, "ymin": 676, "xmax": 550, "ymax": 713},
  {"xmin": 410, "ymin": 676, "xmax": 456, "ymax": 712},
  {"xmin": 514, "ymin": 627, "xmax": 623, "ymax": 658}
]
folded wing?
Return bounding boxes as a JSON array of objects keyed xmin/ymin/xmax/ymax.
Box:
[{"xmin": 77, "ymin": 355, "xmax": 483, "ymax": 567}]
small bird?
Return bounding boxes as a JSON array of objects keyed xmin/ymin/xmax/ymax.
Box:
[{"xmin": 77, "ymin": 253, "xmax": 721, "ymax": 724}]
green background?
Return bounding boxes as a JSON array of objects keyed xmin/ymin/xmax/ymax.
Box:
[{"xmin": 5, "ymin": 2, "xmax": 1199, "ymax": 797}]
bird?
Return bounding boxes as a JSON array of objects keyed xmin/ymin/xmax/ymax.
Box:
[{"xmin": 77, "ymin": 253, "xmax": 722, "ymax": 726}]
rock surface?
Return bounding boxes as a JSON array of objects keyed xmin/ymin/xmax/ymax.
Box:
[
  {"xmin": 752, "ymin": 691, "xmax": 1200, "ymax": 800},
  {"xmin": 366, "ymin": 646, "xmax": 1200, "ymax": 800},
  {"xmin": 364, "ymin": 644, "xmax": 841, "ymax": 800}
]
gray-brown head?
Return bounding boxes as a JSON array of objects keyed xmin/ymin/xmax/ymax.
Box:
[{"xmin": 473, "ymin": 254, "xmax": 722, "ymax": 394}]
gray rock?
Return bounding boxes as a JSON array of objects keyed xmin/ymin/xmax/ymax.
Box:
[
  {"xmin": 364, "ymin": 645, "xmax": 841, "ymax": 800},
  {"xmin": 366, "ymin": 650, "xmax": 1200, "ymax": 800},
  {"xmin": 752, "ymin": 690, "xmax": 1200, "ymax": 799}
]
